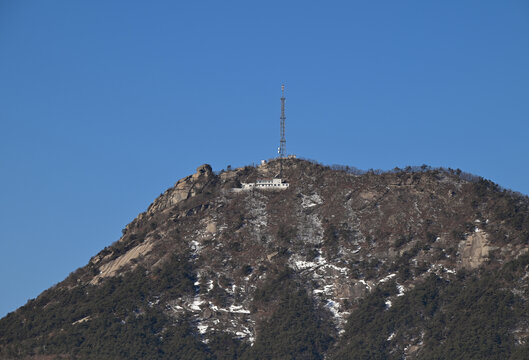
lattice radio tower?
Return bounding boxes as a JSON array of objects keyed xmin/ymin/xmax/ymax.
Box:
[
  {"xmin": 278, "ymin": 84, "xmax": 287, "ymax": 177},
  {"xmin": 279, "ymin": 84, "xmax": 286, "ymax": 158}
]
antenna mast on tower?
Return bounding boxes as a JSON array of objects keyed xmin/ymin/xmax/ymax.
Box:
[
  {"xmin": 278, "ymin": 84, "xmax": 286, "ymax": 177},
  {"xmin": 279, "ymin": 84, "xmax": 286, "ymax": 159}
]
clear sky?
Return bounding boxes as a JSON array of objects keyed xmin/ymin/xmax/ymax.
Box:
[{"xmin": 1, "ymin": 1, "xmax": 528, "ymax": 317}]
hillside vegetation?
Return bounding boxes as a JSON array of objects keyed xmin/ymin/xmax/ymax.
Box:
[{"xmin": 1, "ymin": 158, "xmax": 529, "ymax": 359}]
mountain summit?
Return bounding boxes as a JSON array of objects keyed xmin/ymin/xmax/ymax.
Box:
[{"xmin": 2, "ymin": 158, "xmax": 529, "ymax": 359}]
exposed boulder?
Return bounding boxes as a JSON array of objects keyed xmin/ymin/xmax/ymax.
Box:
[{"xmin": 148, "ymin": 164, "xmax": 216, "ymax": 214}]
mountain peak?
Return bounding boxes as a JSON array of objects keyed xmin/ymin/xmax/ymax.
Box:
[{"xmin": 2, "ymin": 159, "xmax": 529, "ymax": 359}]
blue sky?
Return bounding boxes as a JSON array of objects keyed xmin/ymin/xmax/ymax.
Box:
[{"xmin": 1, "ymin": 1, "xmax": 528, "ymax": 317}]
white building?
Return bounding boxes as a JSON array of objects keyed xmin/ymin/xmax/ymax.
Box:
[{"xmin": 240, "ymin": 178, "xmax": 289, "ymax": 190}]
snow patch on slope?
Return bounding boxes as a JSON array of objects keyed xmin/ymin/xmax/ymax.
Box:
[{"xmin": 301, "ymin": 193, "xmax": 323, "ymax": 209}]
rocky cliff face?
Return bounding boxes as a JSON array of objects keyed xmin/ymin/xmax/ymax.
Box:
[{"xmin": 2, "ymin": 158, "xmax": 529, "ymax": 359}]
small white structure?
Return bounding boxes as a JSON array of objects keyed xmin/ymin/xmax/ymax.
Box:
[{"xmin": 241, "ymin": 178, "xmax": 289, "ymax": 191}]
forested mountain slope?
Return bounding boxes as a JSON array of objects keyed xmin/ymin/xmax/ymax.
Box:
[{"xmin": 2, "ymin": 158, "xmax": 529, "ymax": 359}]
